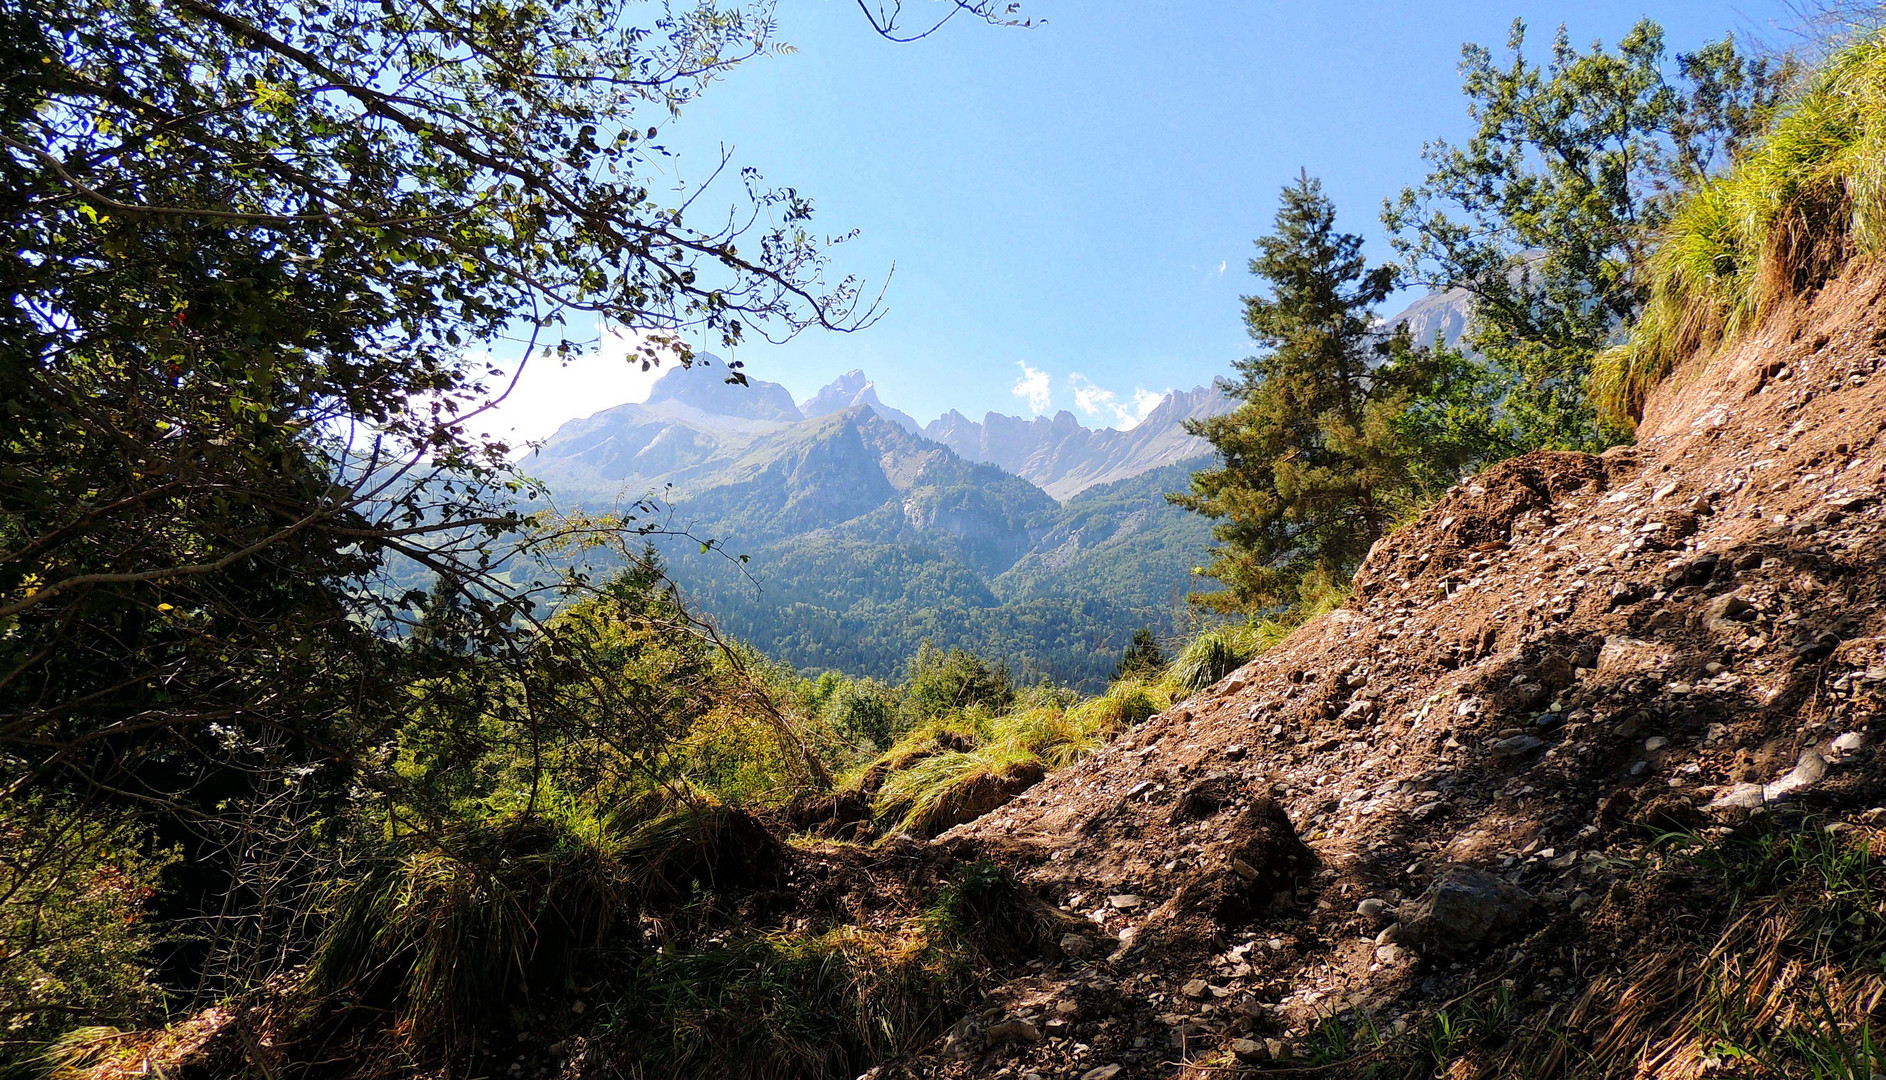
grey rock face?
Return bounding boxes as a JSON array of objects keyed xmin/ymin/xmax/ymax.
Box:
[
  {"xmin": 921, "ymin": 385, "xmax": 1235, "ymax": 500},
  {"xmin": 799, "ymin": 369, "xmax": 921, "ymax": 433}
]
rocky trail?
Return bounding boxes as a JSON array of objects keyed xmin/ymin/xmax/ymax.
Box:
[{"xmin": 862, "ymin": 264, "xmax": 1886, "ymax": 1079}]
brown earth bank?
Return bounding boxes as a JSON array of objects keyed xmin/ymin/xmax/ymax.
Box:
[
  {"xmin": 96, "ymin": 263, "xmax": 1886, "ymax": 1080},
  {"xmin": 871, "ymin": 261, "xmax": 1886, "ymax": 1079}
]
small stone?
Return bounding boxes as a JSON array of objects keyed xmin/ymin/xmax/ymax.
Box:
[
  {"xmin": 1229, "ymin": 858, "xmax": 1259, "ymax": 881},
  {"xmin": 1708, "ymin": 782, "xmax": 1766, "ymax": 811},
  {"xmin": 1833, "ymin": 731, "xmax": 1867, "ymax": 753},
  {"xmin": 1224, "ymin": 744, "xmax": 1247, "ymax": 760},
  {"xmin": 1568, "ymin": 892, "xmax": 1591, "ymax": 913},
  {"xmin": 1796, "ymin": 750, "xmax": 1830, "ymax": 785},
  {"xmin": 1044, "ymin": 1016, "xmax": 1071, "ymax": 1036},
  {"xmin": 1054, "ymin": 999, "xmax": 1081, "ymax": 1016},
  {"xmin": 1356, "ymin": 898, "xmax": 1390, "ymax": 920},
  {"xmin": 1266, "ymin": 1038, "xmax": 1287, "ymax": 1060},
  {"xmin": 1762, "ymin": 750, "xmax": 1831, "ymax": 800},
  {"xmin": 985, "ymin": 1018, "xmax": 1041, "ymax": 1045},
  {"xmin": 1340, "ymin": 699, "xmax": 1379, "ymax": 726},
  {"xmin": 1492, "ymin": 734, "xmax": 1545, "ymax": 757},
  {"xmin": 1232, "ymin": 1038, "xmax": 1268, "ymax": 1062},
  {"xmin": 1059, "ymin": 933, "xmax": 1096, "ymax": 958},
  {"xmin": 1108, "ymin": 894, "xmax": 1143, "ymax": 910},
  {"xmin": 1400, "ymin": 867, "xmax": 1534, "ymax": 956},
  {"xmin": 1182, "ymin": 978, "xmax": 1212, "ymax": 999},
  {"xmin": 1644, "ymin": 736, "xmax": 1669, "ymax": 752},
  {"xmin": 1080, "ymin": 1065, "xmax": 1124, "ymax": 1080},
  {"xmin": 1375, "ymin": 943, "xmax": 1405, "ymax": 964},
  {"xmin": 1375, "ymin": 922, "xmax": 1400, "ymax": 945}
]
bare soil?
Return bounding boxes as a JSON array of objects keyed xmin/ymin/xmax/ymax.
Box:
[{"xmin": 875, "ymin": 263, "xmax": 1886, "ymax": 1079}]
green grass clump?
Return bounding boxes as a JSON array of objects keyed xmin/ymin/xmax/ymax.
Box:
[
  {"xmin": 842, "ymin": 616, "xmax": 1320, "ymax": 838},
  {"xmin": 859, "ymin": 684, "xmax": 1168, "ymax": 837},
  {"xmin": 871, "ymin": 746, "xmax": 1045, "ymax": 837},
  {"xmin": 309, "ymin": 816, "xmax": 636, "ymax": 1056},
  {"xmin": 1599, "ymin": 29, "xmax": 1886, "ymax": 423},
  {"xmin": 607, "ymin": 926, "xmax": 965, "ymax": 1080},
  {"xmin": 1163, "ymin": 622, "xmax": 1270, "ymax": 694},
  {"xmin": 308, "ymin": 802, "xmax": 786, "ymax": 1058},
  {"xmin": 922, "ymin": 859, "xmax": 1083, "ymax": 960}
]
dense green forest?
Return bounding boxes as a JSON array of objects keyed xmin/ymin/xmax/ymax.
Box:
[
  {"xmin": 658, "ymin": 458, "xmax": 1218, "ymax": 691},
  {"xmin": 2, "ymin": 0, "xmax": 1863, "ymax": 1076}
]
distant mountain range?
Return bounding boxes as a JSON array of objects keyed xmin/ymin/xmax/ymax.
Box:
[
  {"xmin": 522, "ymin": 290, "xmax": 1471, "ymax": 689},
  {"xmin": 529, "ymin": 357, "xmax": 1230, "ymax": 505},
  {"xmin": 523, "ymin": 361, "xmax": 1229, "ymax": 689},
  {"xmin": 921, "ymin": 385, "xmax": 1231, "ymax": 500}
]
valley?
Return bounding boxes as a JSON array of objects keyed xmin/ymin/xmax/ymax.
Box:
[{"xmin": 524, "ymin": 362, "xmax": 1233, "ymax": 689}]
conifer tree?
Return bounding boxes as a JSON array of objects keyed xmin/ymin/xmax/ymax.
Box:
[
  {"xmin": 1174, "ymin": 174, "xmax": 1487, "ymax": 611},
  {"xmin": 1113, "ymin": 627, "xmax": 1166, "ymax": 681}
]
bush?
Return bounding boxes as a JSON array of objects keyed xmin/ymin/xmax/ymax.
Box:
[
  {"xmin": 903, "ymin": 642, "xmax": 1014, "ymax": 721},
  {"xmin": 819, "ymin": 677, "xmax": 901, "ymax": 750},
  {"xmin": 0, "ymin": 800, "xmax": 172, "ymax": 1054}
]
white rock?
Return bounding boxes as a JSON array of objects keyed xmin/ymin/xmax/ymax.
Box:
[
  {"xmin": 1708, "ymin": 782, "xmax": 1767, "ymax": 811},
  {"xmin": 1765, "ymin": 750, "xmax": 1829, "ymax": 800}
]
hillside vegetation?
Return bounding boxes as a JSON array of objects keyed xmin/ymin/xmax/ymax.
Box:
[
  {"xmin": 1602, "ymin": 29, "xmax": 1886, "ymax": 421},
  {"xmin": 17, "ymin": 8, "xmax": 1886, "ymax": 1080}
]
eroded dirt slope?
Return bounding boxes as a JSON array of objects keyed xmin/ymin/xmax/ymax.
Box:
[{"xmin": 886, "ymin": 264, "xmax": 1886, "ymax": 1080}]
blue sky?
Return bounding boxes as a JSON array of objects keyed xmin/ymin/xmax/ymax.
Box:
[{"xmin": 489, "ymin": 1, "xmax": 1800, "ymax": 442}]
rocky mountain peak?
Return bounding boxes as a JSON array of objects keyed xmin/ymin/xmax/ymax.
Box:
[
  {"xmin": 799, "ymin": 369, "xmax": 921, "ymax": 433},
  {"xmin": 643, "ymin": 355, "xmax": 803, "ymax": 422}
]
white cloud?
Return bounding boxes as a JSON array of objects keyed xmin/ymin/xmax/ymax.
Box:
[
  {"xmin": 1067, "ymin": 373, "xmax": 1170, "ymax": 430},
  {"xmin": 1069, "ymin": 373, "xmax": 1114, "ymax": 417},
  {"xmin": 468, "ymin": 320, "xmax": 681, "ymax": 448},
  {"xmin": 1011, "ymin": 361, "xmax": 1052, "ymax": 415}
]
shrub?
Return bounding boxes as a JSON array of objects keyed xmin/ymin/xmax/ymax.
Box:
[
  {"xmin": 902, "ymin": 642, "xmax": 1013, "ymax": 721},
  {"xmin": 819, "ymin": 677, "xmax": 901, "ymax": 750},
  {"xmin": 0, "ymin": 800, "xmax": 172, "ymax": 1055}
]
